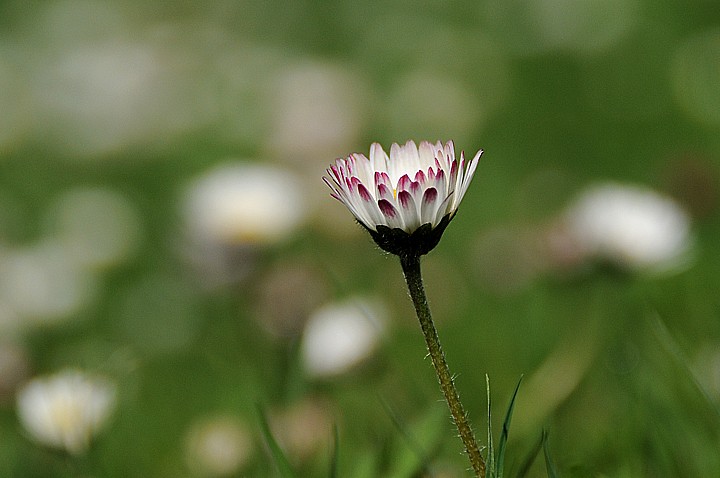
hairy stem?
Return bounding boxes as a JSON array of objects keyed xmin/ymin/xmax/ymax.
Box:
[{"xmin": 400, "ymin": 253, "xmax": 485, "ymax": 477}]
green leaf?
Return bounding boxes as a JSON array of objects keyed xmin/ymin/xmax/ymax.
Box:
[
  {"xmin": 257, "ymin": 405, "xmax": 297, "ymax": 478},
  {"xmin": 329, "ymin": 424, "xmax": 339, "ymax": 478},
  {"xmin": 486, "ymin": 375, "xmax": 495, "ymax": 478},
  {"xmin": 543, "ymin": 429, "xmax": 559, "ymax": 478},
  {"xmin": 496, "ymin": 376, "xmax": 523, "ymax": 478},
  {"xmin": 379, "ymin": 395, "xmax": 431, "ymax": 468},
  {"xmin": 515, "ymin": 432, "xmax": 544, "ymax": 478},
  {"xmin": 382, "ymin": 403, "xmax": 446, "ymax": 478}
]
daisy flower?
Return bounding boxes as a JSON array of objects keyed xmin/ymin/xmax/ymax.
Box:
[{"xmin": 324, "ymin": 140, "xmax": 481, "ymax": 256}]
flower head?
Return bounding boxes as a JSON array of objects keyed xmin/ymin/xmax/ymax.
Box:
[
  {"xmin": 184, "ymin": 162, "xmax": 307, "ymax": 246},
  {"xmin": 324, "ymin": 140, "xmax": 481, "ymax": 256},
  {"xmin": 301, "ymin": 297, "xmax": 385, "ymax": 378},
  {"xmin": 563, "ymin": 182, "xmax": 693, "ymax": 273},
  {"xmin": 16, "ymin": 369, "xmax": 116, "ymax": 455},
  {"xmin": 185, "ymin": 415, "xmax": 253, "ymax": 476}
]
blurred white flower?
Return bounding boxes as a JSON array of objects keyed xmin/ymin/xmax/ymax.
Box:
[
  {"xmin": 269, "ymin": 398, "xmax": 333, "ymax": 461},
  {"xmin": 183, "ymin": 162, "xmax": 307, "ymax": 247},
  {"xmin": 16, "ymin": 369, "xmax": 116, "ymax": 455},
  {"xmin": 32, "ymin": 40, "xmax": 171, "ymax": 157},
  {"xmin": 44, "ymin": 187, "xmax": 141, "ymax": 270},
  {"xmin": 185, "ymin": 415, "xmax": 252, "ymax": 477},
  {"xmin": 267, "ymin": 61, "xmax": 367, "ymax": 161},
  {"xmin": 24, "ymin": 1, "xmax": 215, "ymax": 158},
  {"xmin": 563, "ymin": 182, "xmax": 693, "ymax": 273},
  {"xmin": 0, "ymin": 240, "xmax": 96, "ymax": 325},
  {"xmin": 301, "ymin": 297, "xmax": 385, "ymax": 378}
]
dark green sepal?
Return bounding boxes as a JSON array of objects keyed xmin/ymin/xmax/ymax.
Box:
[{"xmin": 362, "ymin": 214, "xmax": 454, "ymax": 258}]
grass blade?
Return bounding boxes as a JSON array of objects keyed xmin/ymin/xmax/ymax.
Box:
[
  {"xmin": 380, "ymin": 395, "xmax": 447, "ymax": 477},
  {"xmin": 329, "ymin": 424, "xmax": 339, "ymax": 478},
  {"xmin": 378, "ymin": 395, "xmax": 431, "ymax": 469},
  {"xmin": 496, "ymin": 376, "xmax": 523, "ymax": 478},
  {"xmin": 651, "ymin": 313, "xmax": 720, "ymax": 419},
  {"xmin": 257, "ymin": 405, "xmax": 297, "ymax": 478},
  {"xmin": 514, "ymin": 432, "xmax": 544, "ymax": 478},
  {"xmin": 542, "ymin": 429, "xmax": 558, "ymax": 478},
  {"xmin": 486, "ymin": 375, "xmax": 495, "ymax": 477}
]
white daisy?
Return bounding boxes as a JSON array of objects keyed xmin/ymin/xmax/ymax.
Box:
[
  {"xmin": 324, "ymin": 140, "xmax": 481, "ymax": 255},
  {"xmin": 16, "ymin": 369, "xmax": 116, "ymax": 455}
]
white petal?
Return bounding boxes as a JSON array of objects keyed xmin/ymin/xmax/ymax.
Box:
[
  {"xmin": 417, "ymin": 141, "xmax": 436, "ymax": 168},
  {"xmin": 370, "ymin": 143, "xmax": 389, "ymax": 174},
  {"xmin": 420, "ymin": 187, "xmax": 441, "ymax": 225},
  {"xmin": 454, "ymin": 149, "xmax": 482, "ymax": 210},
  {"xmin": 398, "ymin": 190, "xmax": 421, "ymax": 231}
]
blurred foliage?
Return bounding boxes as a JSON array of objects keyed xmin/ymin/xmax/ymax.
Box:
[{"xmin": 1, "ymin": 0, "xmax": 720, "ymax": 476}]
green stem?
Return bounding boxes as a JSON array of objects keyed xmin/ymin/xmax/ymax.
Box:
[{"xmin": 400, "ymin": 253, "xmax": 485, "ymax": 477}]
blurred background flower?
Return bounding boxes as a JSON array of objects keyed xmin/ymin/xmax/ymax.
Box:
[
  {"xmin": 180, "ymin": 161, "xmax": 308, "ymax": 288},
  {"xmin": 301, "ymin": 297, "xmax": 386, "ymax": 378},
  {"xmin": 184, "ymin": 415, "xmax": 253, "ymax": 477},
  {"xmin": 560, "ymin": 182, "xmax": 694, "ymax": 273},
  {"xmin": 183, "ymin": 162, "xmax": 307, "ymax": 247},
  {"xmin": 16, "ymin": 369, "xmax": 116, "ymax": 456},
  {"xmin": 0, "ymin": 240, "xmax": 97, "ymax": 329}
]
